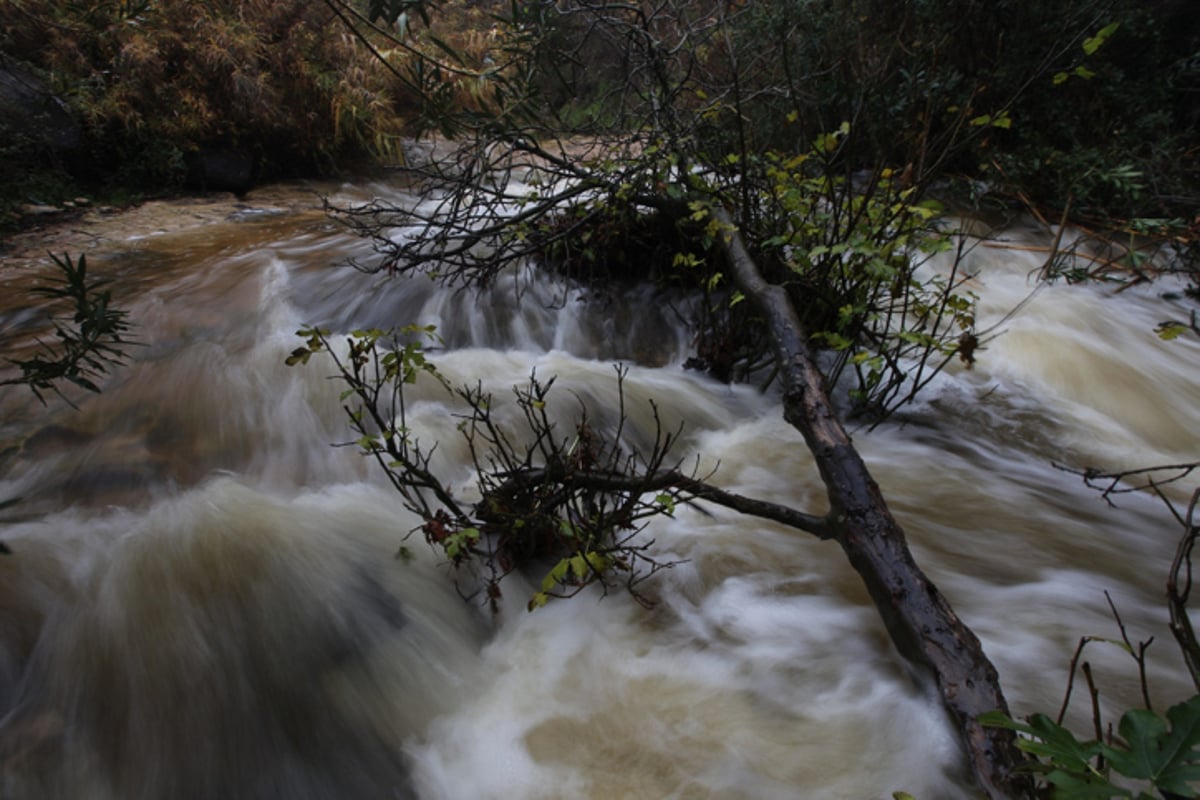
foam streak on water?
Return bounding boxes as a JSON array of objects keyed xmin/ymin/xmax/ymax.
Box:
[{"xmin": 0, "ymin": 189, "xmax": 1197, "ymax": 799}]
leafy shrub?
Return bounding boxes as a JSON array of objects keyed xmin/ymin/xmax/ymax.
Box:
[
  {"xmin": 982, "ymin": 697, "xmax": 1200, "ymax": 799},
  {"xmin": 0, "ymin": 0, "xmax": 410, "ymax": 189}
]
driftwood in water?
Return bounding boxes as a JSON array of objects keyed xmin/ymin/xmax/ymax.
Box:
[{"xmin": 712, "ymin": 208, "xmax": 1031, "ymax": 799}]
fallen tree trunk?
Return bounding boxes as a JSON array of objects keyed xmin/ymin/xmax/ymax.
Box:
[{"xmin": 713, "ymin": 208, "xmax": 1031, "ymax": 799}]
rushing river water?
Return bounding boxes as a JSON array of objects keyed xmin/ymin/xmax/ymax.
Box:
[{"xmin": 0, "ymin": 180, "xmax": 1197, "ymax": 799}]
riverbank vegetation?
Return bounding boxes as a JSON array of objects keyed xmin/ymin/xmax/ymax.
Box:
[
  {"xmin": 0, "ymin": 0, "xmax": 403, "ymax": 210},
  {"xmin": 0, "ymin": 0, "xmax": 1196, "ymax": 231}
]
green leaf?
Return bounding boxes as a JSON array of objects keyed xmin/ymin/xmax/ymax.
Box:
[
  {"xmin": 541, "ymin": 557, "xmax": 572, "ymax": 592},
  {"xmin": 971, "ymin": 112, "xmax": 1011, "ymax": 129},
  {"xmin": 917, "ymin": 198, "xmax": 945, "ymax": 214},
  {"xmin": 569, "ymin": 554, "xmax": 590, "ymax": 581},
  {"xmin": 285, "ymin": 347, "xmax": 311, "ymax": 366},
  {"xmin": 1043, "ymin": 769, "xmax": 1132, "ymax": 798},
  {"xmin": 1054, "ymin": 71, "xmax": 1070, "ymax": 85},
  {"xmin": 813, "ymin": 331, "xmax": 853, "ymax": 351},
  {"xmin": 897, "ymin": 330, "xmax": 936, "ymax": 347},
  {"xmin": 584, "ymin": 551, "xmax": 609, "ymax": 573},
  {"xmin": 1074, "ymin": 65, "xmax": 1096, "ymax": 80},
  {"xmin": 1102, "ymin": 696, "xmax": 1200, "ymax": 795},
  {"xmin": 1105, "ymin": 710, "xmax": 1168, "ymax": 780},
  {"xmin": 1083, "ymin": 22, "xmax": 1119, "ymax": 55},
  {"xmin": 1157, "ymin": 321, "xmax": 1190, "ymax": 341},
  {"xmin": 979, "ymin": 712, "xmax": 1102, "ymax": 774}
]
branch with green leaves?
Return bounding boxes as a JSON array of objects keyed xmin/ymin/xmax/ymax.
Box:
[
  {"xmin": 289, "ymin": 325, "xmax": 835, "ymax": 611},
  {"xmin": 981, "ymin": 695, "xmax": 1200, "ymax": 799},
  {"xmin": 1, "ymin": 253, "xmax": 131, "ymax": 405}
]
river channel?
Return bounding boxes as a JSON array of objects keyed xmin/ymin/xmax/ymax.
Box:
[{"xmin": 0, "ymin": 178, "xmax": 1197, "ymax": 799}]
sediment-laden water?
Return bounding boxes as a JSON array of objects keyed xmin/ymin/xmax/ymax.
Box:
[{"xmin": 0, "ymin": 181, "xmax": 1196, "ymax": 799}]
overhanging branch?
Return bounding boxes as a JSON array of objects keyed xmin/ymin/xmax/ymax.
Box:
[
  {"xmin": 712, "ymin": 206, "xmax": 1032, "ymax": 800},
  {"xmin": 488, "ymin": 465, "xmax": 833, "ymax": 539}
]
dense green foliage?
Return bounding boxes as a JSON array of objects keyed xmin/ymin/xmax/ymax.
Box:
[
  {"xmin": 533, "ymin": 0, "xmax": 1198, "ymax": 221},
  {"xmin": 1, "ymin": 0, "xmax": 1196, "ymax": 225},
  {"xmin": 720, "ymin": 0, "xmax": 1199, "ymax": 220},
  {"xmin": 983, "ymin": 697, "xmax": 1200, "ymax": 798},
  {"xmin": 288, "ymin": 325, "xmax": 691, "ymax": 611}
]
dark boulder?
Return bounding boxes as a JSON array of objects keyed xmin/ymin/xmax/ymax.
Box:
[
  {"xmin": 184, "ymin": 148, "xmax": 257, "ymax": 196},
  {"xmin": 0, "ymin": 55, "xmax": 82, "ymax": 158}
]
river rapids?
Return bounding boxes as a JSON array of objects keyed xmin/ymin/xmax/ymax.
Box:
[{"xmin": 0, "ymin": 180, "xmax": 1197, "ymax": 799}]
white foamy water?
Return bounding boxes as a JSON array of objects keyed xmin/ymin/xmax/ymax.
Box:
[{"xmin": 0, "ymin": 187, "xmax": 1196, "ymax": 799}]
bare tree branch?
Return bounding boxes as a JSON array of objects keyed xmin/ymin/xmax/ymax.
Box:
[
  {"xmin": 1059, "ymin": 461, "xmax": 1200, "ymax": 693},
  {"xmin": 713, "ymin": 206, "xmax": 1030, "ymax": 800}
]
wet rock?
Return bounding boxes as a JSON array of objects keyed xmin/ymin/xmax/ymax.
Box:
[
  {"xmin": 184, "ymin": 148, "xmax": 257, "ymax": 196},
  {"xmin": 15, "ymin": 204, "xmax": 58, "ymax": 217},
  {"xmin": 0, "ymin": 56, "xmax": 82, "ymax": 158}
]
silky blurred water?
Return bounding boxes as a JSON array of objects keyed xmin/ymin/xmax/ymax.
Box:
[{"xmin": 0, "ymin": 184, "xmax": 1196, "ymax": 799}]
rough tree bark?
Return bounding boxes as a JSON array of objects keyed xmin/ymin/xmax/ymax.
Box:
[{"xmin": 713, "ymin": 209, "xmax": 1031, "ymax": 799}]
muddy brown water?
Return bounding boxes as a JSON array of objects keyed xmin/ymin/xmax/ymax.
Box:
[{"xmin": 0, "ymin": 180, "xmax": 1198, "ymax": 798}]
